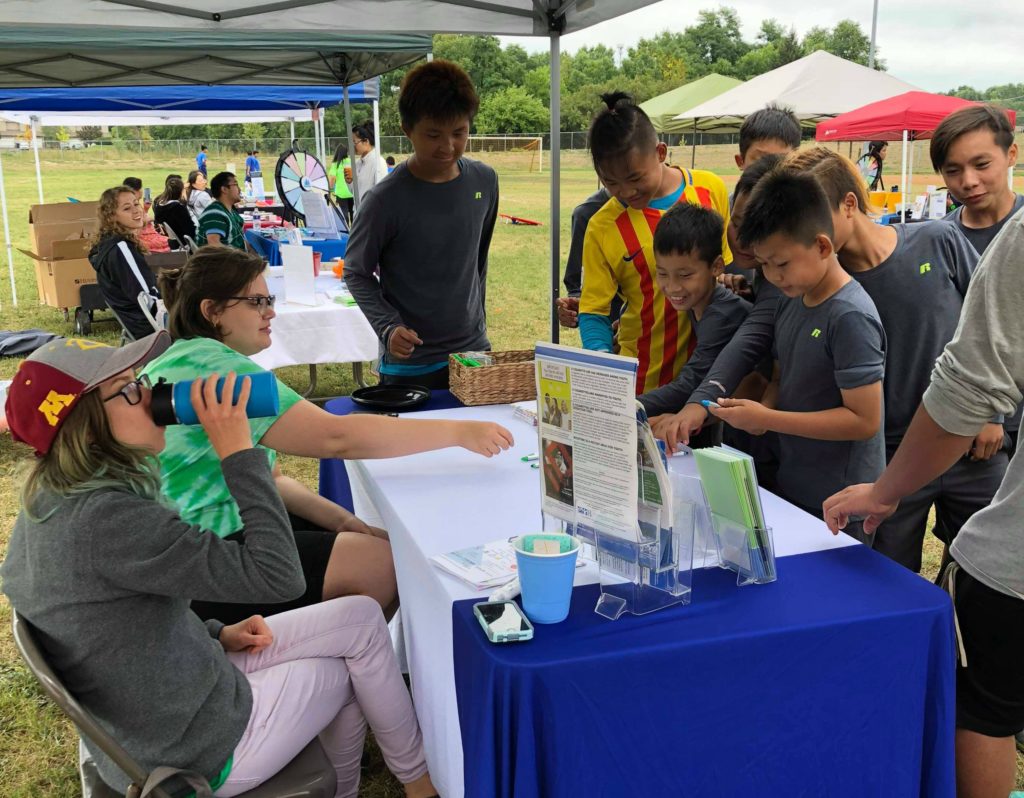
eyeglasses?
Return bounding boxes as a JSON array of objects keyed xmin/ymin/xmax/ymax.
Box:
[
  {"xmin": 228, "ymin": 294, "xmax": 276, "ymax": 313},
  {"xmin": 103, "ymin": 374, "xmax": 152, "ymax": 406}
]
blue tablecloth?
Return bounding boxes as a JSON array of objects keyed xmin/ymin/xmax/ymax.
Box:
[
  {"xmin": 453, "ymin": 545, "xmax": 956, "ymax": 798},
  {"xmin": 320, "ymin": 391, "xmax": 464, "ymax": 512},
  {"xmin": 245, "ymin": 230, "xmax": 348, "ymax": 266}
]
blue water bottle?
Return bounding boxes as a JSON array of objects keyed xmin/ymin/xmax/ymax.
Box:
[{"xmin": 150, "ymin": 371, "xmax": 280, "ymax": 426}]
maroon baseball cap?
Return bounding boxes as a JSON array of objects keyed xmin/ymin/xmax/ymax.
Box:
[{"xmin": 5, "ymin": 331, "xmax": 171, "ymax": 456}]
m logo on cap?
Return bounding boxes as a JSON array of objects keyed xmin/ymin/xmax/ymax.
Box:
[
  {"xmin": 66, "ymin": 339, "xmax": 110, "ymax": 351},
  {"xmin": 38, "ymin": 390, "xmax": 77, "ymax": 427}
]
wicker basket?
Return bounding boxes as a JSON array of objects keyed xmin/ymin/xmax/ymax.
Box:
[{"xmin": 449, "ymin": 349, "xmax": 536, "ymax": 406}]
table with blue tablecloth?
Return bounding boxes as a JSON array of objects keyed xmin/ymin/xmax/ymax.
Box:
[
  {"xmin": 245, "ymin": 230, "xmax": 348, "ymax": 266},
  {"xmin": 320, "ymin": 395, "xmax": 956, "ymax": 798}
]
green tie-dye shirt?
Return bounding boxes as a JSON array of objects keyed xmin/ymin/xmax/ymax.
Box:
[{"xmin": 142, "ymin": 337, "xmax": 302, "ymax": 537}]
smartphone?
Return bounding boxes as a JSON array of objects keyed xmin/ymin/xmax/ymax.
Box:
[
  {"xmin": 473, "ymin": 601, "xmax": 534, "ymax": 643},
  {"xmin": 143, "ymin": 187, "xmax": 151, "ymax": 203}
]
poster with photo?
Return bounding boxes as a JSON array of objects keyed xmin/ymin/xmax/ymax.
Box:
[{"xmin": 534, "ymin": 343, "xmax": 639, "ymax": 539}]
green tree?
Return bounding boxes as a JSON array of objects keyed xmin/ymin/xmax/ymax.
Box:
[
  {"xmin": 524, "ymin": 65, "xmax": 551, "ymax": 107},
  {"xmin": 54, "ymin": 127, "xmax": 70, "ymax": 143},
  {"xmin": 735, "ymin": 20, "xmax": 802, "ymax": 79},
  {"xmin": 78, "ymin": 125, "xmax": 103, "ymax": 141},
  {"xmin": 433, "ymin": 34, "xmax": 511, "ymax": 94},
  {"xmin": 622, "ymin": 32, "xmax": 689, "ymax": 83},
  {"xmin": 563, "ymin": 45, "xmax": 618, "ymax": 93},
  {"xmin": 681, "ymin": 7, "xmax": 750, "ymax": 76},
  {"xmin": 241, "ymin": 122, "xmax": 266, "ymax": 148},
  {"xmin": 560, "ymin": 75, "xmax": 675, "ymax": 132},
  {"xmin": 802, "ymin": 20, "xmax": 883, "ymax": 69},
  {"xmin": 474, "ymin": 86, "xmax": 549, "ymax": 134}
]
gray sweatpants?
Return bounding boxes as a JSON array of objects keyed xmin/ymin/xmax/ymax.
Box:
[{"xmin": 873, "ymin": 445, "xmax": 1010, "ymax": 572}]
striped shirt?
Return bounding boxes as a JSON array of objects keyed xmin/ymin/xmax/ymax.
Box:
[
  {"xmin": 579, "ymin": 167, "xmax": 732, "ymax": 394},
  {"xmin": 197, "ymin": 200, "xmax": 246, "ymax": 249}
]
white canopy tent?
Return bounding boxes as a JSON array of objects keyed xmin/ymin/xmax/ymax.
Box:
[
  {"xmin": 674, "ymin": 50, "xmax": 920, "ymax": 132},
  {"xmin": 0, "ymin": 1, "xmax": 659, "ymax": 334}
]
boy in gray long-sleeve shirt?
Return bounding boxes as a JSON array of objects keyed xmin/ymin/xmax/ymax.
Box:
[
  {"xmin": 708, "ymin": 170, "xmax": 885, "ymax": 537},
  {"xmin": 345, "ymin": 60, "xmax": 498, "ymax": 389},
  {"xmin": 824, "ymin": 206, "xmax": 1024, "ymax": 797}
]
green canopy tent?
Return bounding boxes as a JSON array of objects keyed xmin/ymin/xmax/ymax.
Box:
[{"xmin": 640, "ymin": 74, "xmax": 743, "ymax": 134}]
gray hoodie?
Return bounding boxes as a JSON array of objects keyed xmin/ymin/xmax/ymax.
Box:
[{"xmin": 924, "ymin": 206, "xmax": 1024, "ymax": 599}]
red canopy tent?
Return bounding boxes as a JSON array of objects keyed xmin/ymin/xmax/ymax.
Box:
[
  {"xmin": 815, "ymin": 91, "xmax": 1016, "ymax": 141},
  {"xmin": 815, "ymin": 91, "xmax": 1017, "ymax": 219}
]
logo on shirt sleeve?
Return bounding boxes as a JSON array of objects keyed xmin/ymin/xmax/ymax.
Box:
[
  {"xmin": 919, "ymin": 262, "xmax": 932, "ymax": 275},
  {"xmin": 810, "ymin": 328, "xmax": 822, "ymax": 339},
  {"xmin": 475, "ymin": 191, "xmax": 482, "ymax": 200}
]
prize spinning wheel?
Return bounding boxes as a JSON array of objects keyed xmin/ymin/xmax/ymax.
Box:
[{"xmin": 275, "ymin": 143, "xmax": 331, "ymax": 221}]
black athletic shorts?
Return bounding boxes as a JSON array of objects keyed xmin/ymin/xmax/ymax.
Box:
[
  {"xmin": 953, "ymin": 564, "xmax": 1024, "ymax": 738},
  {"xmin": 190, "ymin": 514, "xmax": 337, "ymax": 626}
]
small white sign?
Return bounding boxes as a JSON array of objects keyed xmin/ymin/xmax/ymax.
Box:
[{"xmin": 280, "ymin": 244, "xmax": 318, "ymax": 306}]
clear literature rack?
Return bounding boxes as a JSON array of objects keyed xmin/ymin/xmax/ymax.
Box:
[{"xmin": 546, "ymin": 411, "xmax": 698, "ymax": 620}]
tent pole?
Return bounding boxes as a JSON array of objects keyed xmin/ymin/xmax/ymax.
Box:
[
  {"xmin": 372, "ymin": 99, "xmax": 381, "ymax": 159},
  {"xmin": 900, "ymin": 130, "xmax": 908, "ymax": 223},
  {"xmin": 320, "ymin": 114, "xmax": 327, "ymax": 164},
  {"xmin": 0, "ymin": 152, "xmax": 16, "ymax": 306},
  {"xmin": 31, "ymin": 115, "xmax": 43, "ymax": 204},
  {"xmin": 549, "ymin": 25, "xmax": 561, "ymax": 344},
  {"xmin": 343, "ymin": 83, "xmax": 359, "ymax": 213},
  {"xmin": 290, "ymin": 118, "xmax": 296, "ymax": 145},
  {"xmin": 691, "ymin": 119, "xmax": 697, "ymax": 168},
  {"xmin": 908, "ymin": 137, "xmax": 915, "ymax": 207}
]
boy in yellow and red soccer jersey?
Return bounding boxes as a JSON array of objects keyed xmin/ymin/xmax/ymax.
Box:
[{"xmin": 579, "ymin": 92, "xmax": 731, "ymax": 394}]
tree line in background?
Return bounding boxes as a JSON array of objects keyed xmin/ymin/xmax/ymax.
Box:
[{"xmin": 51, "ymin": 8, "xmax": 1024, "ymax": 145}]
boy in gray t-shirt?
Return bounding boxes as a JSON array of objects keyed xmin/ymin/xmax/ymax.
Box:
[{"xmin": 708, "ymin": 169, "xmax": 885, "ymax": 539}]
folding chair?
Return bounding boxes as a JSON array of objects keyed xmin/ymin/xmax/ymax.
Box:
[
  {"xmin": 159, "ymin": 223, "xmax": 186, "ymax": 252},
  {"xmin": 12, "ymin": 611, "xmax": 337, "ymax": 798},
  {"xmin": 183, "ymin": 235, "xmax": 200, "ymax": 253}
]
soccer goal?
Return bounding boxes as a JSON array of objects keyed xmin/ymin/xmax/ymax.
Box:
[{"xmin": 464, "ymin": 135, "xmax": 543, "ymax": 172}]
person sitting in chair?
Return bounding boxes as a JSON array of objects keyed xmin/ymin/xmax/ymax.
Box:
[{"xmin": 88, "ymin": 186, "xmax": 160, "ymax": 340}]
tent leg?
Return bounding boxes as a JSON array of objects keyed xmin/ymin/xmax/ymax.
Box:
[
  {"xmin": 900, "ymin": 130, "xmax": 908, "ymax": 223},
  {"xmin": 290, "ymin": 118, "xmax": 296, "ymax": 146},
  {"xmin": 343, "ymin": 84, "xmax": 359, "ymax": 213},
  {"xmin": 549, "ymin": 29, "xmax": 561, "ymax": 344},
  {"xmin": 691, "ymin": 119, "xmax": 697, "ymax": 168},
  {"xmin": 907, "ymin": 138, "xmax": 914, "ymax": 206},
  {"xmin": 31, "ymin": 115, "xmax": 43, "ymax": 204},
  {"xmin": 0, "ymin": 151, "xmax": 16, "ymax": 306},
  {"xmin": 372, "ymin": 100, "xmax": 381, "ymax": 159}
]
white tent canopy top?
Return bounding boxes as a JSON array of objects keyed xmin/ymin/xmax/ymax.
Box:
[{"xmin": 674, "ymin": 50, "xmax": 920, "ymax": 132}]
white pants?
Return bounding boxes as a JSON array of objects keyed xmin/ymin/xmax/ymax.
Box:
[{"xmin": 215, "ymin": 596, "xmax": 427, "ymax": 798}]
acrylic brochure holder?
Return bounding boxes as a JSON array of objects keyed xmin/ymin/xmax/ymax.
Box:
[
  {"xmin": 710, "ymin": 514, "xmax": 776, "ymax": 586},
  {"xmin": 544, "ymin": 411, "xmax": 697, "ymax": 620}
]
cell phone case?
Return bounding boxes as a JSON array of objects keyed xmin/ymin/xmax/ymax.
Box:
[{"xmin": 473, "ymin": 601, "xmax": 534, "ymax": 643}]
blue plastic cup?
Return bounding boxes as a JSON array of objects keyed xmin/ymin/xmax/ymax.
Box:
[{"xmin": 514, "ymin": 534, "xmax": 580, "ymax": 624}]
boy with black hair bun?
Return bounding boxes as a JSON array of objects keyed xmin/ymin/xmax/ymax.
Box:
[
  {"xmin": 708, "ymin": 168, "xmax": 886, "ymax": 536},
  {"xmin": 639, "ymin": 204, "xmax": 750, "ymax": 441},
  {"xmin": 345, "ymin": 59, "xmax": 498, "ymax": 390},
  {"xmin": 579, "ymin": 92, "xmax": 731, "ymax": 395}
]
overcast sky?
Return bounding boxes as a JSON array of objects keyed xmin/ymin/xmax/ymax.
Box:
[{"xmin": 500, "ymin": 0, "xmax": 1023, "ymax": 93}]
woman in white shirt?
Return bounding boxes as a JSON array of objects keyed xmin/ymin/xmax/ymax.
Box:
[
  {"xmin": 348, "ymin": 122, "xmax": 389, "ymax": 205},
  {"xmin": 186, "ymin": 169, "xmax": 214, "ymax": 225}
]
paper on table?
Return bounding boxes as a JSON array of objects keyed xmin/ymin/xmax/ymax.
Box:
[
  {"xmin": 280, "ymin": 244, "xmax": 318, "ymax": 306},
  {"xmin": 431, "ymin": 539, "xmax": 520, "ymax": 590},
  {"xmin": 302, "ymin": 191, "xmax": 340, "ymax": 240}
]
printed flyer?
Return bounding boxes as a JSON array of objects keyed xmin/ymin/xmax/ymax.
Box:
[{"xmin": 534, "ymin": 343, "xmax": 639, "ymax": 539}]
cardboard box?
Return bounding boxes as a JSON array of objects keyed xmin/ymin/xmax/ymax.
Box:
[
  {"xmin": 27, "ymin": 201, "xmax": 99, "ymax": 303},
  {"xmin": 28, "ymin": 201, "xmax": 99, "ymax": 257},
  {"xmin": 20, "ymin": 238, "xmax": 97, "ymax": 309}
]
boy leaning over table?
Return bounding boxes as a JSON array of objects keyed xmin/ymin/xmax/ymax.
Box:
[
  {"xmin": 824, "ymin": 205, "xmax": 1024, "ymax": 798},
  {"xmin": 345, "ymin": 59, "xmax": 498, "ymax": 390}
]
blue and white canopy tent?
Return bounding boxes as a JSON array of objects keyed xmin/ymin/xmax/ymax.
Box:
[
  {"xmin": 0, "ymin": 81, "xmax": 381, "ymax": 207},
  {"xmin": 0, "ymin": 0, "xmax": 658, "ymax": 339}
]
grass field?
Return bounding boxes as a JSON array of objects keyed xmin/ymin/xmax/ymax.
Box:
[{"xmin": 0, "ymin": 144, "xmax": 1022, "ymax": 796}]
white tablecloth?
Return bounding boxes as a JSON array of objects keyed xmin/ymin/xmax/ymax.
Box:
[
  {"xmin": 250, "ymin": 275, "xmax": 377, "ymax": 371},
  {"xmin": 345, "ymin": 404, "xmax": 857, "ymax": 798}
]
